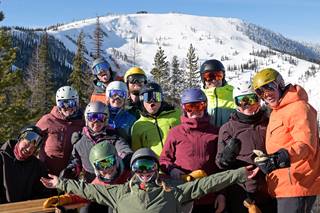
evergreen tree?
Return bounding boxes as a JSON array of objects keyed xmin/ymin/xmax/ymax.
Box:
[
  {"xmin": 169, "ymin": 56, "xmax": 184, "ymax": 104},
  {"xmin": 92, "ymin": 16, "xmax": 104, "ymax": 59},
  {"xmin": 185, "ymin": 43, "xmax": 200, "ymax": 88},
  {"xmin": 68, "ymin": 31, "xmax": 92, "ymax": 107},
  {"xmin": 151, "ymin": 46, "xmax": 170, "ymax": 95}
]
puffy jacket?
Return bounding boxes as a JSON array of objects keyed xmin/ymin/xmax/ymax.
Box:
[
  {"xmin": 203, "ymin": 84, "xmax": 236, "ymax": 127},
  {"xmin": 266, "ymin": 84, "xmax": 320, "ymax": 197},
  {"xmin": 37, "ymin": 106, "xmax": 85, "ymax": 175},
  {"xmin": 131, "ymin": 103, "xmax": 181, "ymax": 156},
  {"xmin": 0, "ymin": 140, "xmax": 51, "ymax": 203},
  {"xmin": 57, "ymin": 167, "xmax": 248, "ymax": 213}
]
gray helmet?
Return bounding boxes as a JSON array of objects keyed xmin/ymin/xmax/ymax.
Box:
[
  {"xmin": 89, "ymin": 141, "xmax": 117, "ymax": 167},
  {"xmin": 91, "ymin": 58, "xmax": 112, "ymax": 75},
  {"xmin": 56, "ymin": 86, "xmax": 79, "ymax": 107},
  {"xmin": 84, "ymin": 101, "xmax": 109, "ymax": 124},
  {"xmin": 130, "ymin": 148, "xmax": 159, "ymax": 169}
]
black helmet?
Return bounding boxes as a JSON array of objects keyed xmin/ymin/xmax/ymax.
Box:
[
  {"xmin": 139, "ymin": 82, "xmax": 162, "ymax": 95},
  {"xmin": 18, "ymin": 125, "xmax": 45, "ymax": 147},
  {"xmin": 200, "ymin": 59, "xmax": 226, "ymax": 86},
  {"xmin": 130, "ymin": 148, "xmax": 159, "ymax": 169}
]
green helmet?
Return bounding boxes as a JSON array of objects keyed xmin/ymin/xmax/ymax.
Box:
[{"xmin": 89, "ymin": 141, "xmax": 117, "ymax": 167}]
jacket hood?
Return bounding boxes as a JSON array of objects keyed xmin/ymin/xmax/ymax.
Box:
[
  {"xmin": 180, "ymin": 114, "xmax": 211, "ymax": 130},
  {"xmin": 273, "ymin": 84, "xmax": 308, "ymax": 110},
  {"xmin": 0, "ymin": 140, "xmax": 17, "ymax": 158}
]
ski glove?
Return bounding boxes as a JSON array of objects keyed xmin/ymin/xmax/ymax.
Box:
[
  {"xmin": 181, "ymin": 170, "xmax": 207, "ymax": 182},
  {"xmin": 219, "ymin": 138, "xmax": 241, "ymax": 168},
  {"xmin": 253, "ymin": 149, "xmax": 290, "ymax": 174},
  {"xmin": 43, "ymin": 194, "xmax": 87, "ymax": 208}
]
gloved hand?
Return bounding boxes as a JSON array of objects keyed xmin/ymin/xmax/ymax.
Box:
[
  {"xmin": 243, "ymin": 199, "xmax": 262, "ymax": 213},
  {"xmin": 170, "ymin": 168, "xmax": 185, "ymax": 180},
  {"xmin": 219, "ymin": 138, "xmax": 241, "ymax": 167},
  {"xmin": 253, "ymin": 149, "xmax": 290, "ymax": 174},
  {"xmin": 181, "ymin": 170, "xmax": 207, "ymax": 182},
  {"xmin": 43, "ymin": 194, "xmax": 87, "ymax": 208},
  {"xmin": 59, "ymin": 165, "xmax": 79, "ymax": 179}
]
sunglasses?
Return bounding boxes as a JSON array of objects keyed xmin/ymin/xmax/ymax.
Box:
[
  {"xmin": 140, "ymin": 91, "xmax": 163, "ymax": 103},
  {"xmin": 87, "ymin": 112, "xmax": 108, "ymax": 123},
  {"xmin": 235, "ymin": 94, "xmax": 259, "ymax": 107},
  {"xmin": 92, "ymin": 62, "xmax": 111, "ymax": 75},
  {"xmin": 108, "ymin": 90, "xmax": 127, "ymax": 99},
  {"xmin": 19, "ymin": 131, "xmax": 43, "ymax": 147},
  {"xmin": 183, "ymin": 102, "xmax": 207, "ymax": 113},
  {"xmin": 255, "ymin": 82, "xmax": 278, "ymax": 98},
  {"xmin": 127, "ymin": 75, "xmax": 146, "ymax": 84},
  {"xmin": 94, "ymin": 155, "xmax": 116, "ymax": 170},
  {"xmin": 202, "ymin": 71, "xmax": 224, "ymax": 81},
  {"xmin": 57, "ymin": 99, "xmax": 77, "ymax": 109},
  {"xmin": 131, "ymin": 159, "xmax": 158, "ymax": 173}
]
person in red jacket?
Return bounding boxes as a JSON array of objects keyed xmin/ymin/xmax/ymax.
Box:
[
  {"xmin": 252, "ymin": 68, "xmax": 320, "ymax": 213},
  {"xmin": 159, "ymin": 88, "xmax": 222, "ymax": 213},
  {"xmin": 37, "ymin": 86, "xmax": 85, "ymax": 175}
]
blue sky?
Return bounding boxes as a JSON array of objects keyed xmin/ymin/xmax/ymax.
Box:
[{"xmin": 1, "ymin": 0, "xmax": 319, "ymax": 43}]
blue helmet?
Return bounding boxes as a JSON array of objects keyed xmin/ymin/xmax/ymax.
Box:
[{"xmin": 181, "ymin": 88, "xmax": 207, "ymax": 104}]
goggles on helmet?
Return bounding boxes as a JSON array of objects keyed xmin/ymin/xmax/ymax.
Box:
[
  {"xmin": 87, "ymin": 112, "xmax": 108, "ymax": 123},
  {"xmin": 108, "ymin": 90, "xmax": 127, "ymax": 99},
  {"xmin": 255, "ymin": 82, "xmax": 277, "ymax": 98},
  {"xmin": 19, "ymin": 131, "xmax": 42, "ymax": 147},
  {"xmin": 92, "ymin": 62, "xmax": 111, "ymax": 75},
  {"xmin": 57, "ymin": 99, "xmax": 77, "ymax": 109},
  {"xmin": 140, "ymin": 92, "xmax": 162, "ymax": 103},
  {"xmin": 127, "ymin": 75, "xmax": 146, "ymax": 84},
  {"xmin": 94, "ymin": 155, "xmax": 116, "ymax": 170},
  {"xmin": 183, "ymin": 102, "xmax": 207, "ymax": 113},
  {"xmin": 235, "ymin": 94, "xmax": 259, "ymax": 107},
  {"xmin": 131, "ymin": 158, "xmax": 158, "ymax": 173},
  {"xmin": 202, "ymin": 70, "xmax": 224, "ymax": 81}
]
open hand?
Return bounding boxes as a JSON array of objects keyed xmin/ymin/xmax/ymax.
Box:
[
  {"xmin": 40, "ymin": 174, "xmax": 59, "ymax": 189},
  {"xmin": 246, "ymin": 165, "xmax": 259, "ymax": 179}
]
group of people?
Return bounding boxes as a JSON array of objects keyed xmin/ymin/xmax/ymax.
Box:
[{"xmin": 1, "ymin": 56, "xmax": 319, "ymax": 213}]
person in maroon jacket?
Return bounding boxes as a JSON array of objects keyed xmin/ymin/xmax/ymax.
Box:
[
  {"xmin": 159, "ymin": 88, "xmax": 222, "ymax": 213},
  {"xmin": 215, "ymin": 80, "xmax": 276, "ymax": 213},
  {"xmin": 37, "ymin": 86, "xmax": 85, "ymax": 176}
]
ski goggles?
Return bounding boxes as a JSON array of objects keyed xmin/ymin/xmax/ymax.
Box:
[
  {"xmin": 108, "ymin": 90, "xmax": 127, "ymax": 99},
  {"xmin": 183, "ymin": 102, "xmax": 207, "ymax": 113},
  {"xmin": 86, "ymin": 112, "xmax": 108, "ymax": 123},
  {"xmin": 140, "ymin": 91, "xmax": 163, "ymax": 103},
  {"xmin": 127, "ymin": 75, "xmax": 146, "ymax": 84},
  {"xmin": 94, "ymin": 155, "xmax": 117, "ymax": 170},
  {"xmin": 202, "ymin": 71, "xmax": 224, "ymax": 81},
  {"xmin": 92, "ymin": 62, "xmax": 111, "ymax": 75},
  {"xmin": 57, "ymin": 99, "xmax": 77, "ymax": 109},
  {"xmin": 235, "ymin": 94, "xmax": 259, "ymax": 107},
  {"xmin": 131, "ymin": 159, "xmax": 158, "ymax": 173},
  {"xmin": 255, "ymin": 82, "xmax": 278, "ymax": 98},
  {"xmin": 19, "ymin": 131, "xmax": 43, "ymax": 147}
]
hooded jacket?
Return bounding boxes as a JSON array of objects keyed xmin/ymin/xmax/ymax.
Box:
[
  {"xmin": 265, "ymin": 84, "xmax": 320, "ymax": 197},
  {"xmin": 37, "ymin": 106, "xmax": 85, "ymax": 175}
]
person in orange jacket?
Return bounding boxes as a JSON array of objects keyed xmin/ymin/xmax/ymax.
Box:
[{"xmin": 252, "ymin": 68, "xmax": 320, "ymax": 213}]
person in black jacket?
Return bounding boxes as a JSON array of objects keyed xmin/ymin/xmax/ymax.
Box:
[{"xmin": 0, "ymin": 125, "xmax": 52, "ymax": 203}]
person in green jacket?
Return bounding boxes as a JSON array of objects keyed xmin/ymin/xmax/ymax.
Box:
[
  {"xmin": 41, "ymin": 148, "xmax": 258, "ymax": 213},
  {"xmin": 131, "ymin": 82, "xmax": 181, "ymax": 156},
  {"xmin": 200, "ymin": 59, "xmax": 236, "ymax": 128}
]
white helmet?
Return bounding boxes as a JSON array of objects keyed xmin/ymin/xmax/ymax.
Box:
[
  {"xmin": 56, "ymin": 86, "xmax": 79, "ymax": 106},
  {"xmin": 106, "ymin": 81, "xmax": 128, "ymax": 98},
  {"xmin": 233, "ymin": 80, "xmax": 255, "ymax": 100},
  {"xmin": 84, "ymin": 101, "xmax": 109, "ymax": 124}
]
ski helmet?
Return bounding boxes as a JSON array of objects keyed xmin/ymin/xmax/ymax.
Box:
[
  {"xmin": 233, "ymin": 80, "xmax": 256, "ymax": 100},
  {"xmin": 91, "ymin": 58, "xmax": 112, "ymax": 75},
  {"xmin": 200, "ymin": 59, "xmax": 226, "ymax": 85},
  {"xmin": 18, "ymin": 125, "xmax": 44, "ymax": 147},
  {"xmin": 56, "ymin": 86, "xmax": 79, "ymax": 107},
  {"xmin": 106, "ymin": 81, "xmax": 128, "ymax": 98},
  {"xmin": 139, "ymin": 82, "xmax": 162, "ymax": 95},
  {"xmin": 124, "ymin": 67, "xmax": 147, "ymax": 83},
  {"xmin": 130, "ymin": 148, "xmax": 159, "ymax": 169},
  {"xmin": 252, "ymin": 68, "xmax": 285, "ymax": 91},
  {"xmin": 84, "ymin": 101, "xmax": 109, "ymax": 124},
  {"xmin": 181, "ymin": 88, "xmax": 207, "ymax": 104},
  {"xmin": 89, "ymin": 141, "xmax": 117, "ymax": 167}
]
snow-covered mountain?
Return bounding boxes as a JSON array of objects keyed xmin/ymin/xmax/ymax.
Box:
[{"xmin": 46, "ymin": 13, "xmax": 320, "ymax": 115}]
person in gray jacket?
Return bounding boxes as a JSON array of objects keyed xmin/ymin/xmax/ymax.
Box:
[{"xmin": 42, "ymin": 148, "xmax": 258, "ymax": 213}]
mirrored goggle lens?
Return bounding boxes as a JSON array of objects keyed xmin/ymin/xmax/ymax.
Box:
[
  {"xmin": 87, "ymin": 112, "xmax": 107, "ymax": 122},
  {"xmin": 183, "ymin": 102, "xmax": 207, "ymax": 113},
  {"xmin": 94, "ymin": 155, "xmax": 116, "ymax": 170},
  {"xmin": 20, "ymin": 131, "xmax": 42, "ymax": 147},
  {"xmin": 57, "ymin": 99, "xmax": 77, "ymax": 109},
  {"xmin": 202, "ymin": 71, "xmax": 224, "ymax": 81},
  {"xmin": 127, "ymin": 75, "xmax": 146, "ymax": 84},
  {"xmin": 109, "ymin": 90, "xmax": 127, "ymax": 99},
  {"xmin": 141, "ymin": 92, "xmax": 162, "ymax": 103},
  {"xmin": 92, "ymin": 62, "xmax": 111, "ymax": 75},
  {"xmin": 132, "ymin": 159, "xmax": 157, "ymax": 173},
  {"xmin": 235, "ymin": 94, "xmax": 259, "ymax": 107},
  {"xmin": 255, "ymin": 82, "xmax": 277, "ymax": 97}
]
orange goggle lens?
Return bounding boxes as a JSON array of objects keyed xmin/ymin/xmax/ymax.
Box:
[
  {"xmin": 202, "ymin": 71, "xmax": 224, "ymax": 81},
  {"xmin": 183, "ymin": 102, "xmax": 207, "ymax": 113}
]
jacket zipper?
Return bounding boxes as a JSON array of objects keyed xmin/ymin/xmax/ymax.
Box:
[{"xmin": 154, "ymin": 118, "xmax": 164, "ymax": 148}]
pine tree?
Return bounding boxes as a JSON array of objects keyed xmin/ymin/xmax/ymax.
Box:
[
  {"xmin": 169, "ymin": 56, "xmax": 184, "ymax": 104},
  {"xmin": 92, "ymin": 16, "xmax": 104, "ymax": 59},
  {"xmin": 68, "ymin": 31, "xmax": 92, "ymax": 107},
  {"xmin": 185, "ymin": 43, "xmax": 200, "ymax": 88},
  {"xmin": 151, "ymin": 46, "xmax": 169, "ymax": 95}
]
